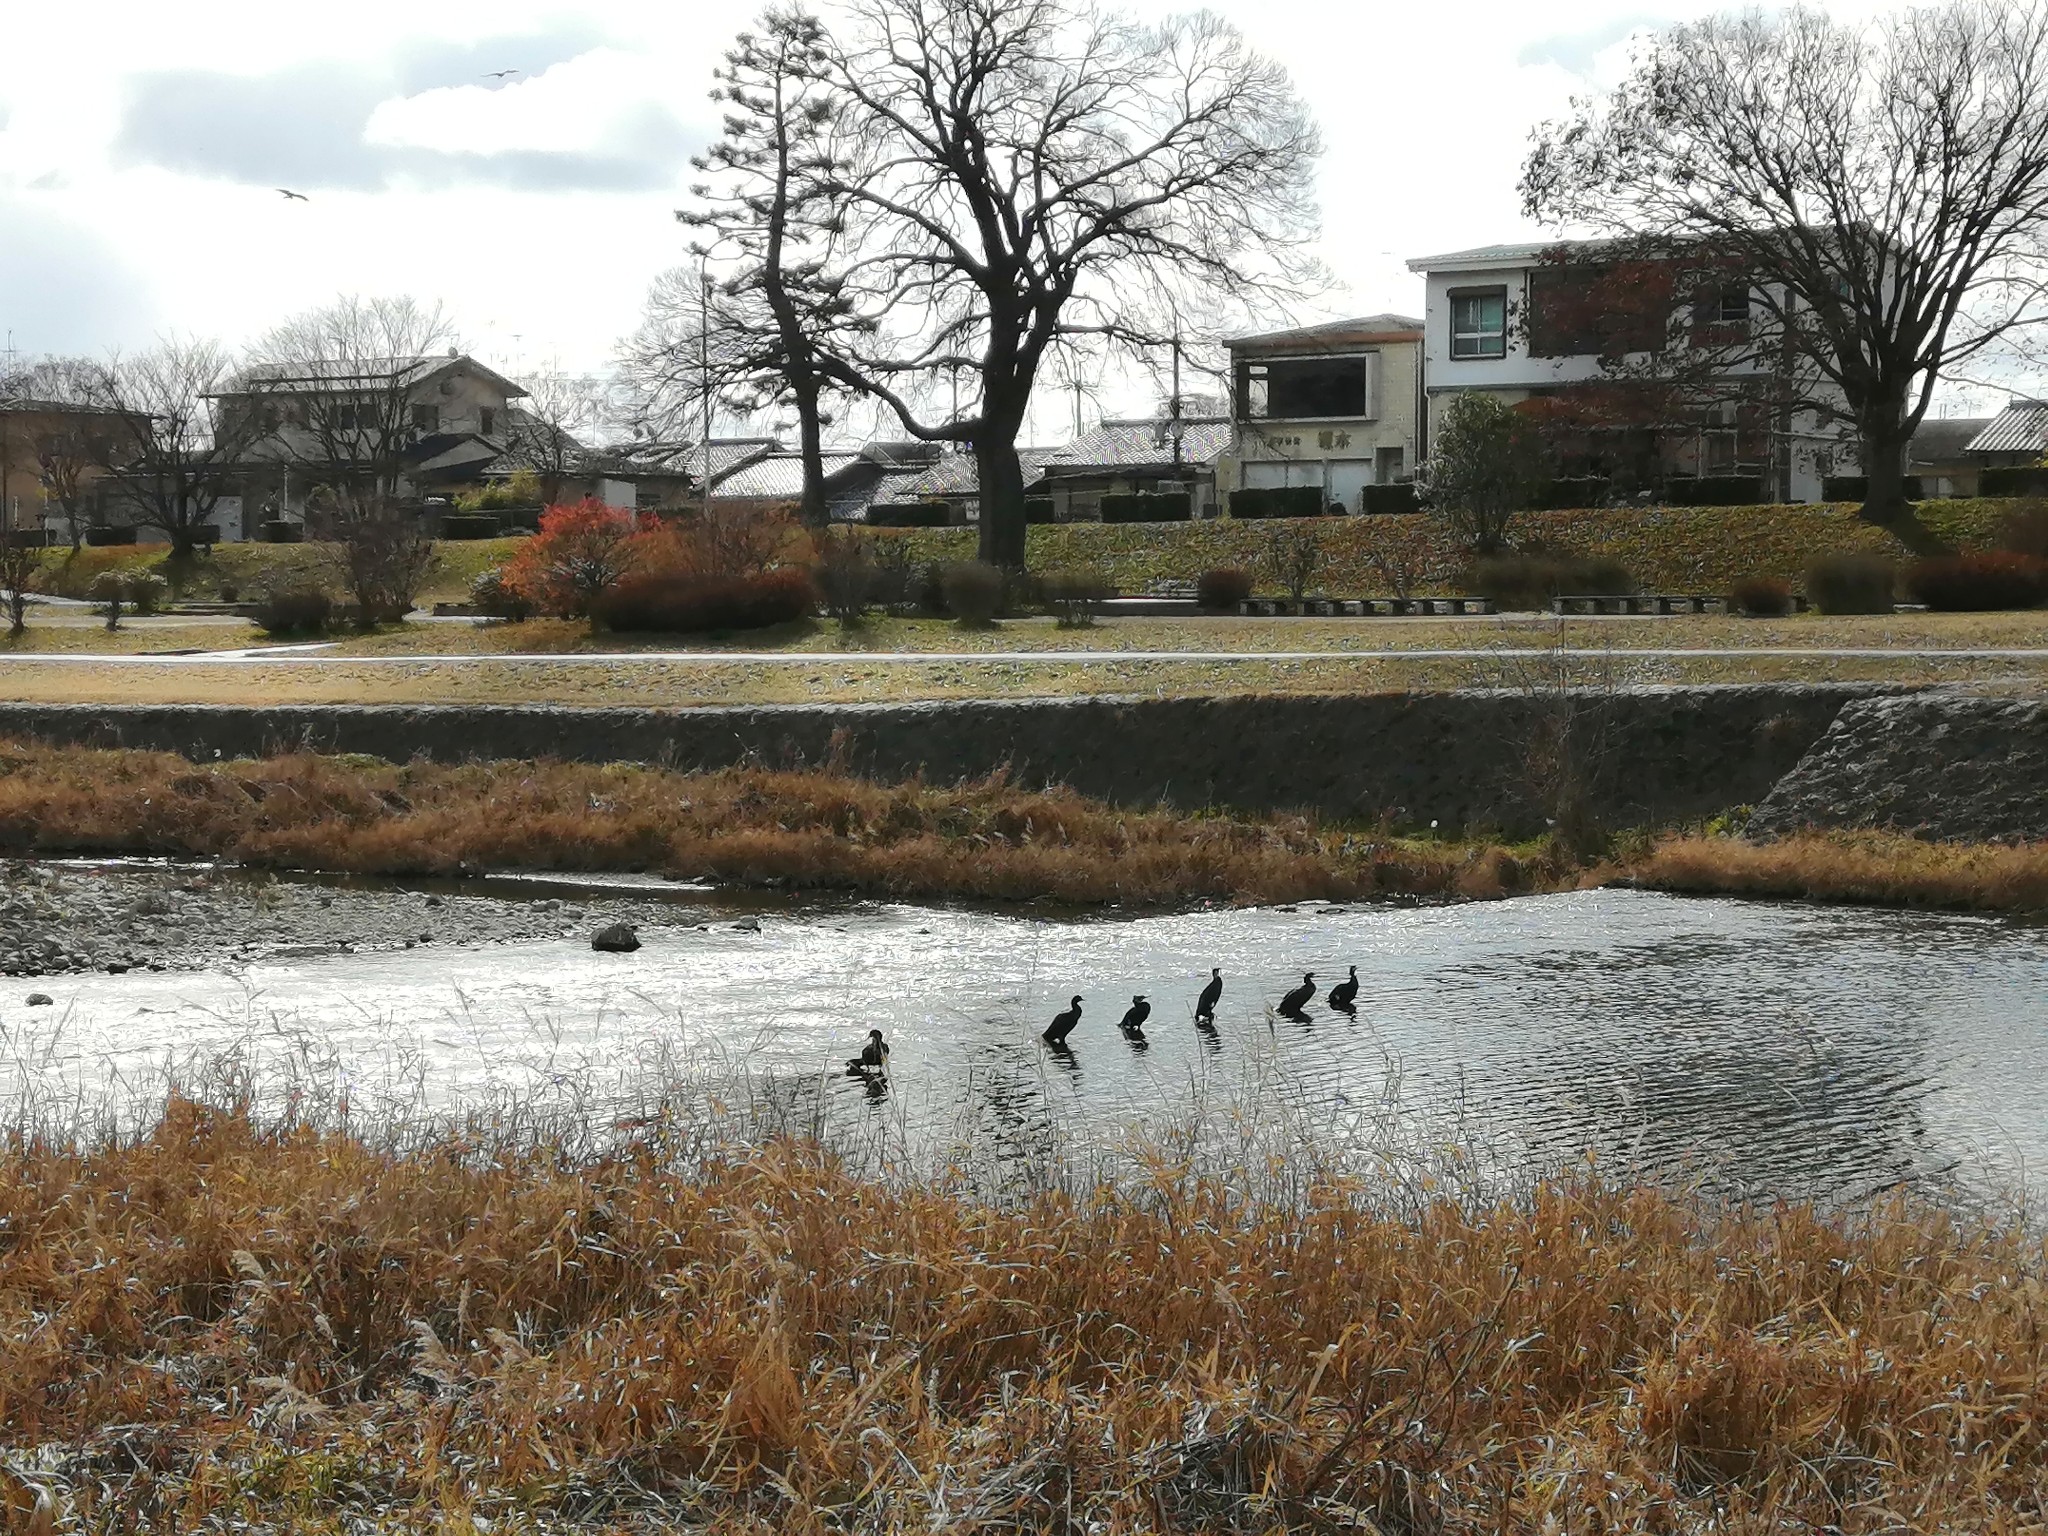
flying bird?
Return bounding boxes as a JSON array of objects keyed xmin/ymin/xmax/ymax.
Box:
[
  {"xmin": 275, "ymin": 188, "xmax": 308, "ymax": 202},
  {"xmin": 483, "ymin": 69, "xmax": 521, "ymax": 80}
]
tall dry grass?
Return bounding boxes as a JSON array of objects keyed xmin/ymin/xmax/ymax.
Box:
[
  {"xmin": 1629, "ymin": 828, "xmax": 2048, "ymax": 912},
  {"xmin": 0, "ymin": 739, "xmax": 1561, "ymax": 908},
  {"xmin": 2, "ymin": 1097, "xmax": 2043, "ymax": 1531}
]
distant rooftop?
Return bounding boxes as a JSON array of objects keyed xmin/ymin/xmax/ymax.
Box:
[
  {"xmin": 1040, "ymin": 418, "xmax": 1233, "ymax": 472},
  {"xmin": 1228, "ymin": 315, "xmax": 1423, "ymax": 350},
  {"xmin": 223, "ymin": 353, "xmax": 527, "ymax": 399},
  {"xmin": 1406, "ymin": 237, "xmax": 1622, "ymax": 273},
  {"xmin": 1964, "ymin": 401, "xmax": 2048, "ymax": 457}
]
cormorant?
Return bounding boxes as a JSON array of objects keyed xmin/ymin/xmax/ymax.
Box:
[
  {"xmin": 1195, "ymin": 967, "xmax": 1223, "ymax": 1021},
  {"xmin": 1328, "ymin": 965, "xmax": 1360, "ymax": 1012},
  {"xmin": 1043, "ymin": 996, "xmax": 1083, "ymax": 1046},
  {"xmin": 1279, "ymin": 972, "xmax": 1317, "ymax": 1016},
  {"xmin": 846, "ymin": 1028, "xmax": 889, "ymax": 1072},
  {"xmin": 1118, "ymin": 995, "xmax": 1150, "ymax": 1035}
]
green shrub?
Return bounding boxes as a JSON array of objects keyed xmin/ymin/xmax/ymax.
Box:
[
  {"xmin": 1099, "ymin": 492, "xmax": 1192, "ymax": 523},
  {"xmin": 1024, "ymin": 497, "xmax": 1056, "ymax": 525},
  {"xmin": 1229, "ymin": 486, "xmax": 1325, "ymax": 519},
  {"xmin": 940, "ymin": 560, "xmax": 1005, "ymax": 625},
  {"xmin": 597, "ymin": 569, "xmax": 816, "ymax": 633},
  {"xmin": 471, "ymin": 568, "xmax": 532, "ymax": 621},
  {"xmin": 439, "ymin": 513, "xmax": 503, "ymax": 540},
  {"xmin": 1196, "ymin": 567, "xmax": 1253, "ymax": 610},
  {"xmin": 1980, "ymin": 467, "xmax": 2048, "ymax": 497},
  {"xmin": 1360, "ymin": 483, "xmax": 1421, "ymax": 515},
  {"xmin": 867, "ymin": 501, "xmax": 952, "ymax": 528},
  {"xmin": 125, "ymin": 571, "xmax": 170, "ymax": 616},
  {"xmin": 1468, "ymin": 554, "xmax": 1634, "ymax": 611},
  {"xmin": 1041, "ymin": 567, "xmax": 1113, "ymax": 627},
  {"xmin": 1804, "ymin": 552, "xmax": 1896, "ymax": 614},
  {"xmin": 1905, "ymin": 551, "xmax": 2048, "ymax": 611},
  {"xmin": 253, "ymin": 586, "xmax": 333, "ymax": 636},
  {"xmin": 1728, "ymin": 576, "xmax": 1794, "ymax": 617}
]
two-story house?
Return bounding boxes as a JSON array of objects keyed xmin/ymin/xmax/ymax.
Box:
[
  {"xmin": 1405, "ymin": 241, "xmax": 1856, "ymax": 503},
  {"xmin": 1218, "ymin": 316, "xmax": 1425, "ymax": 514}
]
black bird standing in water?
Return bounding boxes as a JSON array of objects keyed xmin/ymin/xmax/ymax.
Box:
[
  {"xmin": 1044, "ymin": 996, "xmax": 1083, "ymax": 1046},
  {"xmin": 1118, "ymin": 995, "xmax": 1150, "ymax": 1037},
  {"xmin": 1328, "ymin": 965, "xmax": 1360, "ymax": 1013},
  {"xmin": 847, "ymin": 1028, "xmax": 889, "ymax": 1073},
  {"xmin": 1195, "ymin": 967, "xmax": 1223, "ymax": 1021},
  {"xmin": 1279, "ymin": 972, "xmax": 1317, "ymax": 1017}
]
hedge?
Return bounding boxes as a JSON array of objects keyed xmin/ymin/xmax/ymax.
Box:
[
  {"xmin": 260, "ymin": 520, "xmax": 305, "ymax": 544},
  {"xmin": 1979, "ymin": 467, "xmax": 2048, "ymax": 497},
  {"xmin": 1024, "ymin": 497, "xmax": 1056, "ymax": 525},
  {"xmin": 1100, "ymin": 492, "xmax": 1192, "ymax": 523},
  {"xmin": 84, "ymin": 526, "xmax": 137, "ymax": 547},
  {"xmin": 1663, "ymin": 475, "xmax": 1772, "ymax": 506},
  {"xmin": 866, "ymin": 501, "xmax": 952, "ymax": 528},
  {"xmin": 1361, "ymin": 483, "xmax": 1420, "ymax": 515},
  {"xmin": 1229, "ymin": 486, "xmax": 1327, "ymax": 519},
  {"xmin": 1823, "ymin": 475, "xmax": 1927, "ymax": 502},
  {"xmin": 438, "ymin": 513, "xmax": 504, "ymax": 540}
]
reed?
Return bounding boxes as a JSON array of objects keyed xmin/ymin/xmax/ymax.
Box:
[
  {"xmin": 1628, "ymin": 828, "xmax": 2048, "ymax": 912},
  {"xmin": 0, "ymin": 739, "xmax": 1565, "ymax": 908},
  {"xmin": 0, "ymin": 1093, "xmax": 2041, "ymax": 1532}
]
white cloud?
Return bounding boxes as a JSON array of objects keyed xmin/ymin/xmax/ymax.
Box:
[{"xmin": 363, "ymin": 48, "xmax": 691, "ymax": 159}]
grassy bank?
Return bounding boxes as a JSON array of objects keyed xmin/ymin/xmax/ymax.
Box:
[
  {"xmin": 27, "ymin": 538, "xmax": 520, "ymax": 607},
  {"xmin": 2, "ymin": 1100, "xmax": 2042, "ymax": 1531},
  {"xmin": 0, "ymin": 740, "xmax": 1557, "ymax": 907},
  {"xmin": 1630, "ymin": 827, "xmax": 2048, "ymax": 913}
]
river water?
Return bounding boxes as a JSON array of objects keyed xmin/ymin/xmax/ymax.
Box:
[{"xmin": 5, "ymin": 881, "xmax": 2043, "ymax": 1205}]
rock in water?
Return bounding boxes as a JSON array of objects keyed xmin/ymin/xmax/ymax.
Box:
[
  {"xmin": 25, "ymin": 993, "xmax": 52, "ymax": 1007},
  {"xmin": 591, "ymin": 923, "xmax": 641, "ymax": 954},
  {"xmin": 731, "ymin": 916, "xmax": 761, "ymax": 933}
]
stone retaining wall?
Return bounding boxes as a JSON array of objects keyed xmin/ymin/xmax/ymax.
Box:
[{"xmin": 0, "ymin": 685, "xmax": 1905, "ymax": 836}]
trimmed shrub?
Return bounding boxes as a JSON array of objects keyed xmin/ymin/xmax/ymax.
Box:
[
  {"xmin": 85, "ymin": 526, "xmax": 136, "ymax": 547},
  {"xmin": 1821, "ymin": 474, "xmax": 1925, "ymax": 503},
  {"xmin": 125, "ymin": 571, "xmax": 170, "ymax": 616},
  {"xmin": 1530, "ymin": 476, "xmax": 1612, "ymax": 511},
  {"xmin": 259, "ymin": 520, "xmax": 304, "ymax": 544},
  {"xmin": 439, "ymin": 513, "xmax": 503, "ymax": 540},
  {"xmin": 1229, "ymin": 486, "xmax": 1325, "ymax": 519},
  {"xmin": 1196, "ymin": 567, "xmax": 1253, "ymax": 610},
  {"xmin": 1665, "ymin": 475, "xmax": 1773, "ymax": 506},
  {"xmin": 1728, "ymin": 576, "xmax": 1794, "ymax": 617},
  {"xmin": 1100, "ymin": 492, "xmax": 1193, "ymax": 523},
  {"xmin": 1997, "ymin": 501, "xmax": 2048, "ymax": 559},
  {"xmin": 1980, "ymin": 467, "xmax": 2048, "ymax": 497},
  {"xmin": 1468, "ymin": 554, "xmax": 1634, "ymax": 611},
  {"xmin": 1905, "ymin": 551, "xmax": 2048, "ymax": 611},
  {"xmin": 597, "ymin": 568, "xmax": 817, "ymax": 633},
  {"xmin": 940, "ymin": 560, "xmax": 1005, "ymax": 625},
  {"xmin": 1042, "ymin": 567, "xmax": 1113, "ymax": 627},
  {"xmin": 866, "ymin": 501, "xmax": 952, "ymax": 528},
  {"xmin": 1804, "ymin": 552, "xmax": 1896, "ymax": 614},
  {"xmin": 1361, "ymin": 483, "xmax": 1421, "ymax": 515},
  {"xmin": 253, "ymin": 586, "xmax": 333, "ymax": 636},
  {"xmin": 812, "ymin": 529, "xmax": 875, "ymax": 625},
  {"xmin": 471, "ymin": 568, "xmax": 532, "ymax": 621},
  {"xmin": 1024, "ymin": 497, "xmax": 1056, "ymax": 525}
]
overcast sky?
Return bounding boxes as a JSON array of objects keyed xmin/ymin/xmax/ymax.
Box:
[{"xmin": 3, "ymin": 0, "xmax": 1991, "ymax": 436}]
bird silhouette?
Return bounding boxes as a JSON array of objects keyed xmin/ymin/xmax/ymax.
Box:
[
  {"xmin": 846, "ymin": 1028, "xmax": 889, "ymax": 1073},
  {"xmin": 1118, "ymin": 994, "xmax": 1150, "ymax": 1036},
  {"xmin": 1279, "ymin": 972, "xmax": 1317, "ymax": 1017},
  {"xmin": 1195, "ymin": 967, "xmax": 1222, "ymax": 1021},
  {"xmin": 483, "ymin": 69, "xmax": 521, "ymax": 79},
  {"xmin": 275, "ymin": 188, "xmax": 308, "ymax": 202},
  {"xmin": 1328, "ymin": 965, "xmax": 1360, "ymax": 1012},
  {"xmin": 1043, "ymin": 995, "xmax": 1083, "ymax": 1046}
]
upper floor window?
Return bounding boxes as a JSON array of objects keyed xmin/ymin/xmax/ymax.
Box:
[
  {"xmin": 412, "ymin": 403, "xmax": 440, "ymax": 433},
  {"xmin": 1449, "ymin": 289, "xmax": 1507, "ymax": 359},
  {"xmin": 1235, "ymin": 353, "xmax": 1378, "ymax": 421},
  {"xmin": 480, "ymin": 407, "xmax": 496, "ymax": 437},
  {"xmin": 1696, "ymin": 287, "xmax": 1751, "ymax": 326}
]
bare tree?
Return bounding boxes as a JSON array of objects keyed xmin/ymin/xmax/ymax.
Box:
[
  {"xmin": 655, "ymin": 5, "xmax": 869, "ymax": 529},
  {"xmin": 816, "ymin": 0, "xmax": 1323, "ymax": 569},
  {"xmin": 13, "ymin": 357, "xmax": 113, "ymax": 550},
  {"xmin": 1523, "ymin": 1, "xmax": 2048, "ymax": 542},
  {"xmin": 79, "ymin": 338, "xmax": 259, "ymax": 556},
  {"xmin": 510, "ymin": 366, "xmax": 601, "ymax": 505}
]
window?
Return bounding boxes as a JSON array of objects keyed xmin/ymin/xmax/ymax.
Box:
[
  {"xmin": 1235, "ymin": 354, "xmax": 1377, "ymax": 420},
  {"xmin": 411, "ymin": 403, "xmax": 440, "ymax": 433},
  {"xmin": 1449, "ymin": 288, "xmax": 1507, "ymax": 359},
  {"xmin": 1694, "ymin": 286, "xmax": 1751, "ymax": 327},
  {"xmin": 480, "ymin": 407, "xmax": 496, "ymax": 437}
]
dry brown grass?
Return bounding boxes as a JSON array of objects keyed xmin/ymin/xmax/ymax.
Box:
[
  {"xmin": 0, "ymin": 739, "xmax": 1556, "ymax": 908},
  {"xmin": 2, "ymin": 1100, "xmax": 2043, "ymax": 1532},
  {"xmin": 1629, "ymin": 829, "xmax": 2048, "ymax": 912}
]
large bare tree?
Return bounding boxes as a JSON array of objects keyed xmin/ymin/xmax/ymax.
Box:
[
  {"xmin": 816, "ymin": 0, "xmax": 1322, "ymax": 568},
  {"xmin": 12, "ymin": 357, "xmax": 113, "ymax": 550},
  {"xmin": 80, "ymin": 338, "xmax": 260, "ymax": 556},
  {"xmin": 511, "ymin": 366, "xmax": 604, "ymax": 505},
  {"xmin": 1522, "ymin": 0, "xmax": 2048, "ymax": 540}
]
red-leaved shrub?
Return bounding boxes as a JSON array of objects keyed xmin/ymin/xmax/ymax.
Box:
[
  {"xmin": 501, "ymin": 500, "xmax": 648, "ymax": 618},
  {"xmin": 1728, "ymin": 576, "xmax": 1793, "ymax": 617},
  {"xmin": 596, "ymin": 568, "xmax": 816, "ymax": 633},
  {"xmin": 1905, "ymin": 551, "xmax": 2048, "ymax": 611}
]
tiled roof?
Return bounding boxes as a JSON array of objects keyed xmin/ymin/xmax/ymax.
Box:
[
  {"xmin": 1909, "ymin": 417, "xmax": 1996, "ymax": 465},
  {"xmin": 223, "ymin": 354, "xmax": 527, "ymax": 399},
  {"xmin": 1040, "ymin": 419, "xmax": 1232, "ymax": 472},
  {"xmin": 713, "ymin": 451, "xmax": 867, "ymax": 500},
  {"xmin": 1228, "ymin": 315, "xmax": 1423, "ymax": 350},
  {"xmin": 1964, "ymin": 402, "xmax": 2048, "ymax": 457}
]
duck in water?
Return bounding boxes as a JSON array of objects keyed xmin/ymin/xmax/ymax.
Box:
[
  {"xmin": 1327, "ymin": 965, "xmax": 1360, "ymax": 1013},
  {"xmin": 1278, "ymin": 972, "xmax": 1317, "ymax": 1018},
  {"xmin": 1195, "ymin": 967, "xmax": 1223, "ymax": 1022},
  {"xmin": 846, "ymin": 1028, "xmax": 889, "ymax": 1074},
  {"xmin": 1118, "ymin": 995, "xmax": 1151, "ymax": 1042},
  {"xmin": 1043, "ymin": 996, "xmax": 1083, "ymax": 1046}
]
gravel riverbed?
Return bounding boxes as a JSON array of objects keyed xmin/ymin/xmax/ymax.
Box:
[{"xmin": 0, "ymin": 860, "xmax": 737, "ymax": 979}]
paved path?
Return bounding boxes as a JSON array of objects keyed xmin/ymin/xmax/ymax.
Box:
[{"xmin": 5, "ymin": 646, "xmax": 2048, "ymax": 666}]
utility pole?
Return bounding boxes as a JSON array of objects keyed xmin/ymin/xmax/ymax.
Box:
[
  {"xmin": 1169, "ymin": 328, "xmax": 1185, "ymax": 467},
  {"xmin": 699, "ymin": 260, "xmax": 714, "ymax": 518},
  {"xmin": 1071, "ymin": 376, "xmax": 1083, "ymax": 439}
]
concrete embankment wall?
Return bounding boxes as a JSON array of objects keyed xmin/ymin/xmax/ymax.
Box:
[
  {"xmin": 0, "ymin": 685, "xmax": 1908, "ymax": 836},
  {"xmin": 1752, "ymin": 693, "xmax": 2048, "ymax": 842}
]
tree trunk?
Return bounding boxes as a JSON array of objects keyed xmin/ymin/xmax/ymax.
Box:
[
  {"xmin": 975, "ymin": 431, "xmax": 1028, "ymax": 571},
  {"xmin": 794, "ymin": 383, "xmax": 829, "ymax": 531},
  {"xmin": 1857, "ymin": 417, "xmax": 1942, "ymax": 554}
]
